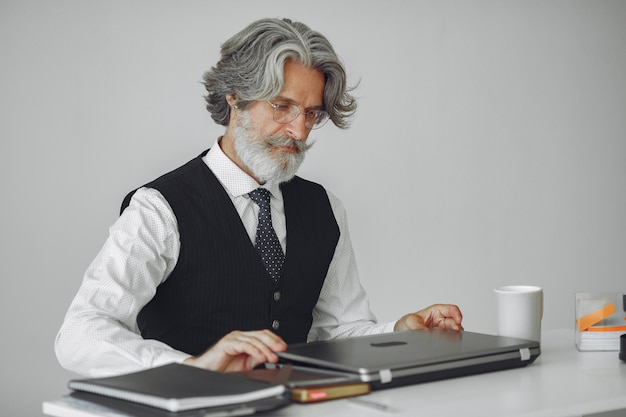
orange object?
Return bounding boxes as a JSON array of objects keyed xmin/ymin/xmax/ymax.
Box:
[
  {"xmin": 290, "ymin": 383, "xmax": 371, "ymax": 403},
  {"xmin": 576, "ymin": 303, "xmax": 615, "ymax": 332},
  {"xmin": 586, "ymin": 325, "xmax": 626, "ymax": 332}
]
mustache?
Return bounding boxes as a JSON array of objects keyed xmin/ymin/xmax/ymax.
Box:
[{"xmin": 263, "ymin": 134, "xmax": 314, "ymax": 153}]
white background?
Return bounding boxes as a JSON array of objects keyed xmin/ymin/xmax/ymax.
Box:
[{"xmin": 1, "ymin": 1, "xmax": 625, "ymax": 415}]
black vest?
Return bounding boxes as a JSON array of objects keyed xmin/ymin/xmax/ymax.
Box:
[{"xmin": 120, "ymin": 150, "xmax": 340, "ymax": 355}]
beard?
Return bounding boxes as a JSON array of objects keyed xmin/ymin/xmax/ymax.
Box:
[{"xmin": 233, "ymin": 112, "xmax": 314, "ymax": 184}]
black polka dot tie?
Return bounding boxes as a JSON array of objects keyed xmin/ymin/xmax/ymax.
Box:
[{"xmin": 249, "ymin": 188, "xmax": 285, "ymax": 281}]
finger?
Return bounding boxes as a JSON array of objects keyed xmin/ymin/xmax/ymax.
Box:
[
  {"xmin": 220, "ymin": 331, "xmax": 282, "ymax": 362},
  {"xmin": 440, "ymin": 304, "xmax": 463, "ymax": 325},
  {"xmin": 234, "ymin": 330, "xmax": 287, "ymax": 361},
  {"xmin": 249, "ymin": 329, "xmax": 288, "ymax": 352},
  {"xmin": 189, "ymin": 330, "xmax": 284, "ymax": 372},
  {"xmin": 437, "ymin": 316, "xmax": 464, "ymax": 331},
  {"xmin": 426, "ymin": 304, "xmax": 463, "ymax": 326}
]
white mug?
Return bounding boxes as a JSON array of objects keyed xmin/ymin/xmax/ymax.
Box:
[{"xmin": 494, "ymin": 285, "xmax": 543, "ymax": 342}]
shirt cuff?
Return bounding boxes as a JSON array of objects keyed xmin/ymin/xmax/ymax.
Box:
[{"xmin": 384, "ymin": 320, "xmax": 398, "ymax": 333}]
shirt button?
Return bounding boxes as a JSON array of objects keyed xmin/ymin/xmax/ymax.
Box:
[
  {"xmin": 272, "ymin": 320, "xmax": 280, "ymax": 330},
  {"xmin": 273, "ymin": 291, "xmax": 281, "ymax": 301}
]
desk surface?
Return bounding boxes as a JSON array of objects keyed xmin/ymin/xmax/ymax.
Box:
[{"xmin": 44, "ymin": 329, "xmax": 626, "ymax": 417}]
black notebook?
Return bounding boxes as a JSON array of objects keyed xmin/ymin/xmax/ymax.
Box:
[
  {"xmin": 68, "ymin": 363, "xmax": 289, "ymax": 413},
  {"xmin": 65, "ymin": 391, "xmax": 289, "ymax": 417}
]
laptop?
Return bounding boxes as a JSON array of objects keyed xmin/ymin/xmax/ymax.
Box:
[{"xmin": 277, "ymin": 329, "xmax": 540, "ymax": 389}]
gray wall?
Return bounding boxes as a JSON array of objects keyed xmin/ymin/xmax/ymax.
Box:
[{"xmin": 2, "ymin": 1, "xmax": 625, "ymax": 415}]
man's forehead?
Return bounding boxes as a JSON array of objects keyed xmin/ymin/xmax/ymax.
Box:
[{"xmin": 276, "ymin": 61, "xmax": 325, "ymax": 108}]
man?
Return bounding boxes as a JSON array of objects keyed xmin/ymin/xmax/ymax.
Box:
[{"xmin": 55, "ymin": 18, "xmax": 463, "ymax": 378}]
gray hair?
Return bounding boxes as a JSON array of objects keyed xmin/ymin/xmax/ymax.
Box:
[{"xmin": 202, "ymin": 18, "xmax": 357, "ymax": 129}]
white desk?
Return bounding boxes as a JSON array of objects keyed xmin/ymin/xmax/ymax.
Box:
[{"xmin": 43, "ymin": 329, "xmax": 626, "ymax": 417}]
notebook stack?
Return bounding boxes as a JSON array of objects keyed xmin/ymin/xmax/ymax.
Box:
[
  {"xmin": 576, "ymin": 293, "xmax": 626, "ymax": 351},
  {"xmin": 59, "ymin": 363, "xmax": 291, "ymax": 416}
]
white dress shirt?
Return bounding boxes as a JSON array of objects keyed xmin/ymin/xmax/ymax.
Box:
[{"xmin": 55, "ymin": 140, "xmax": 395, "ymax": 377}]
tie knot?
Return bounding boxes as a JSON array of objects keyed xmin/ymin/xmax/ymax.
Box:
[{"xmin": 249, "ymin": 188, "xmax": 271, "ymax": 209}]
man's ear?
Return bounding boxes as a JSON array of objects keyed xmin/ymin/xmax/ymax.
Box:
[{"xmin": 225, "ymin": 93, "xmax": 238, "ymax": 109}]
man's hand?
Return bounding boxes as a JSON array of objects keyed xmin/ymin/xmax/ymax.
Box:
[
  {"xmin": 394, "ymin": 304, "xmax": 464, "ymax": 332},
  {"xmin": 183, "ymin": 330, "xmax": 287, "ymax": 372}
]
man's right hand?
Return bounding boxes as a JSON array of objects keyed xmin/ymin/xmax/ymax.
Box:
[{"xmin": 183, "ymin": 330, "xmax": 287, "ymax": 372}]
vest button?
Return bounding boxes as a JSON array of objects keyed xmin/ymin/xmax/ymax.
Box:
[
  {"xmin": 272, "ymin": 320, "xmax": 280, "ymax": 330},
  {"xmin": 273, "ymin": 291, "xmax": 281, "ymax": 301}
]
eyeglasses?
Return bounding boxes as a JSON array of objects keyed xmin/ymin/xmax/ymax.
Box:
[{"xmin": 266, "ymin": 100, "xmax": 330, "ymax": 130}]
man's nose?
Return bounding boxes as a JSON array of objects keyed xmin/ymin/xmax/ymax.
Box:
[{"xmin": 285, "ymin": 113, "xmax": 311, "ymax": 140}]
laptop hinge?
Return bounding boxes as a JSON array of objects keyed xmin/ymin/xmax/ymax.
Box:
[
  {"xmin": 379, "ymin": 369, "xmax": 393, "ymax": 384},
  {"xmin": 519, "ymin": 348, "xmax": 531, "ymax": 361}
]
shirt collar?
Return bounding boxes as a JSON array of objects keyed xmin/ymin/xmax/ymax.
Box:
[{"xmin": 203, "ymin": 138, "xmax": 282, "ymax": 199}]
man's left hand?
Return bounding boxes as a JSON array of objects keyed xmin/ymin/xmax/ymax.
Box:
[{"xmin": 394, "ymin": 304, "xmax": 464, "ymax": 331}]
